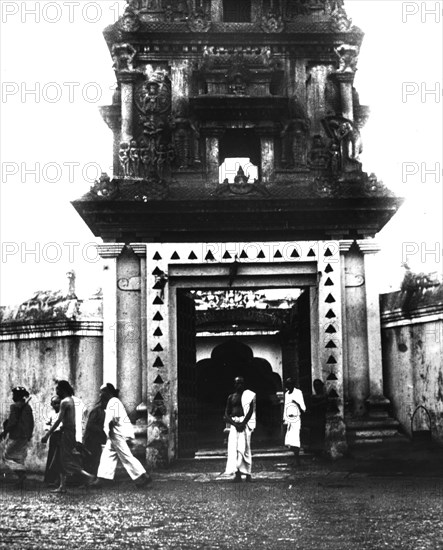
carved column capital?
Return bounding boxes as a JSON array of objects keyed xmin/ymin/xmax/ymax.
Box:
[
  {"xmin": 97, "ymin": 243, "xmax": 125, "ymax": 259},
  {"xmin": 130, "ymin": 243, "xmax": 147, "ymax": 257},
  {"xmin": 356, "ymin": 239, "xmax": 381, "ymax": 255},
  {"xmin": 339, "ymin": 240, "xmax": 354, "ymax": 253}
]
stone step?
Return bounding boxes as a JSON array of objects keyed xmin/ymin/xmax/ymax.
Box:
[
  {"xmin": 350, "ymin": 429, "xmax": 401, "ymax": 439},
  {"xmin": 346, "ymin": 417, "xmax": 400, "ymax": 430}
]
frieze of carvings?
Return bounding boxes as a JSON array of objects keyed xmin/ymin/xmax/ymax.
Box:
[
  {"xmin": 214, "ymin": 167, "xmax": 271, "ymax": 197},
  {"xmin": 335, "ymin": 44, "xmax": 359, "ymax": 74},
  {"xmin": 119, "ymin": 138, "xmax": 175, "ymax": 180},
  {"xmin": 89, "ymin": 173, "xmax": 118, "ymax": 199},
  {"xmin": 261, "ymin": 11, "xmax": 285, "ymax": 33},
  {"xmin": 112, "ymin": 43, "xmax": 137, "ymax": 72},
  {"xmin": 201, "ymin": 46, "xmax": 273, "ymax": 70},
  {"xmin": 322, "ymin": 115, "xmax": 363, "ymax": 174},
  {"xmin": 187, "ymin": 9, "xmax": 211, "ymax": 32},
  {"xmin": 118, "ymin": 6, "xmax": 141, "ymax": 32}
]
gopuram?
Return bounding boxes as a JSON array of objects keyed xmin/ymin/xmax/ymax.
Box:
[{"xmin": 73, "ymin": 0, "xmax": 403, "ymax": 465}]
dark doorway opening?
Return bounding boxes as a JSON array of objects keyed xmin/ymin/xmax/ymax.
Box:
[{"xmin": 177, "ymin": 287, "xmax": 312, "ymax": 455}]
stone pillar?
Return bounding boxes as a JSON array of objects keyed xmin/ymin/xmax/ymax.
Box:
[
  {"xmin": 206, "ymin": 135, "xmax": 220, "ymax": 182},
  {"xmin": 97, "ymin": 243, "xmax": 125, "ymax": 387},
  {"xmin": 114, "ymin": 245, "xmax": 144, "ymax": 424},
  {"xmin": 357, "ymin": 239, "xmax": 390, "ymax": 416},
  {"xmin": 339, "ymin": 240, "xmax": 353, "ymax": 408},
  {"xmin": 334, "ymin": 72, "xmax": 355, "ymax": 121},
  {"xmin": 260, "ymin": 136, "xmax": 274, "ymax": 183},
  {"xmin": 119, "ymin": 73, "xmax": 137, "ymax": 143}
]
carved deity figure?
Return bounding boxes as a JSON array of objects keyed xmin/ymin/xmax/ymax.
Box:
[
  {"xmin": 111, "ymin": 43, "xmax": 137, "ymax": 73},
  {"xmin": 119, "ymin": 142, "xmax": 131, "ymax": 177},
  {"xmin": 129, "ymin": 140, "xmax": 140, "ymax": 176},
  {"xmin": 234, "ymin": 166, "xmax": 249, "ymax": 185},
  {"xmin": 335, "ymin": 44, "xmax": 359, "ymax": 73},
  {"xmin": 308, "ymin": 135, "xmax": 329, "ymax": 170},
  {"xmin": 322, "ymin": 116, "xmax": 363, "ymax": 173}
]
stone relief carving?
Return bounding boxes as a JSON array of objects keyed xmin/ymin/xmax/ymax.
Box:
[
  {"xmin": 308, "ymin": 135, "xmax": 330, "ymax": 170},
  {"xmin": 345, "ymin": 270, "xmax": 365, "ymax": 287},
  {"xmin": 118, "ymin": 277, "xmax": 142, "ymax": 291},
  {"xmin": 322, "ymin": 115, "xmax": 363, "ymax": 173},
  {"xmin": 330, "ymin": 4, "xmax": 353, "ymax": 31},
  {"xmin": 261, "ymin": 11, "xmax": 285, "ymax": 33},
  {"xmin": 111, "ymin": 43, "xmax": 137, "ymax": 72},
  {"xmin": 90, "ymin": 172, "xmax": 118, "ymax": 199},
  {"xmin": 281, "ymin": 119, "xmax": 310, "ymax": 167},
  {"xmin": 188, "ymin": 8, "xmax": 211, "ymax": 32},
  {"xmin": 335, "ymin": 44, "xmax": 359, "ymax": 74},
  {"xmin": 118, "ymin": 7, "xmax": 141, "ymax": 32}
]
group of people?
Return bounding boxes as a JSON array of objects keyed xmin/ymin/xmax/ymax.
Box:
[
  {"xmin": 1, "ymin": 375, "xmax": 310, "ymax": 488},
  {"xmin": 223, "ymin": 376, "xmax": 307, "ymax": 482},
  {"xmin": 1, "ymin": 381, "xmax": 152, "ymax": 491}
]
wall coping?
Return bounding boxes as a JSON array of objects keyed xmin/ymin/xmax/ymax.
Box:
[{"xmin": 0, "ymin": 320, "xmax": 103, "ymax": 341}]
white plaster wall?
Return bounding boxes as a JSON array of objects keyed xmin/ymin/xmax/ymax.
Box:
[
  {"xmin": 0, "ymin": 335, "xmax": 103, "ymax": 471},
  {"xmin": 383, "ymin": 320, "xmax": 443, "ymax": 444}
]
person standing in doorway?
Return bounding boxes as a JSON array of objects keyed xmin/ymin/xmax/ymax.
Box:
[
  {"xmin": 41, "ymin": 380, "xmax": 95, "ymax": 493},
  {"xmin": 224, "ymin": 376, "xmax": 256, "ymax": 482},
  {"xmin": 283, "ymin": 377, "xmax": 306, "ymax": 467},
  {"xmin": 0, "ymin": 386, "xmax": 34, "ymax": 488},
  {"xmin": 94, "ymin": 383, "xmax": 152, "ymax": 488}
]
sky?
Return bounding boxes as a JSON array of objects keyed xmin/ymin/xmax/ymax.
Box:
[{"xmin": 0, "ymin": 0, "xmax": 442, "ymax": 306}]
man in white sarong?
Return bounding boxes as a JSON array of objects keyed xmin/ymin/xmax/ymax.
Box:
[
  {"xmin": 283, "ymin": 377, "xmax": 306, "ymax": 467},
  {"xmin": 224, "ymin": 377, "xmax": 256, "ymax": 482}
]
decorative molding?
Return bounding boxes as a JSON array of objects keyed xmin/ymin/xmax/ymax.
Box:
[
  {"xmin": 97, "ymin": 243, "xmax": 125, "ymax": 258},
  {"xmin": 356, "ymin": 239, "xmax": 381, "ymax": 254},
  {"xmin": 339, "ymin": 240, "xmax": 354, "ymax": 253},
  {"xmin": 0, "ymin": 321, "xmax": 103, "ymax": 341}
]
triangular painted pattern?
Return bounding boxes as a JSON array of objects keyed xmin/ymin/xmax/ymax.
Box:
[
  {"xmin": 153, "ymin": 252, "xmax": 162, "ymax": 260},
  {"xmin": 153, "ymin": 296, "xmax": 164, "ymax": 305},
  {"xmin": 188, "ymin": 251, "xmax": 198, "ymax": 260},
  {"xmin": 153, "ymin": 312, "xmax": 163, "ymax": 321},
  {"xmin": 153, "ymin": 327, "xmax": 163, "ymax": 337},
  {"xmin": 153, "ymin": 357, "xmax": 164, "ymax": 367},
  {"xmin": 152, "ymin": 343, "xmax": 163, "ymax": 352},
  {"xmin": 153, "ymin": 375, "xmax": 164, "ymax": 384}
]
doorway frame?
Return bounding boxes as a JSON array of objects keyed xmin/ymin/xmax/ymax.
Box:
[{"xmin": 145, "ymin": 240, "xmax": 343, "ymax": 462}]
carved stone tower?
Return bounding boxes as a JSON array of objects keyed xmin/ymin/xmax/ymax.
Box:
[{"xmin": 73, "ymin": 0, "xmax": 403, "ymax": 465}]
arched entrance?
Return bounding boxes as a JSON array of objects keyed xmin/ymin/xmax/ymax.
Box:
[{"xmin": 196, "ymin": 339, "xmax": 282, "ymax": 449}]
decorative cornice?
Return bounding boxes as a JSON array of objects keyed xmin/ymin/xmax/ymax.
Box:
[
  {"xmin": 97, "ymin": 243, "xmax": 125, "ymax": 258},
  {"xmin": 356, "ymin": 239, "xmax": 381, "ymax": 255},
  {"xmin": 130, "ymin": 243, "xmax": 147, "ymax": 257},
  {"xmin": 0, "ymin": 320, "xmax": 103, "ymax": 341},
  {"xmin": 339, "ymin": 240, "xmax": 354, "ymax": 253}
]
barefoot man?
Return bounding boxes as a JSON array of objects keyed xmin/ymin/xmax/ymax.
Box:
[
  {"xmin": 41, "ymin": 380, "xmax": 94, "ymax": 493},
  {"xmin": 224, "ymin": 377, "xmax": 256, "ymax": 482}
]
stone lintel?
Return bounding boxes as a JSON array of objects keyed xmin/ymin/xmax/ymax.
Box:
[{"xmin": 97, "ymin": 243, "xmax": 125, "ymax": 258}]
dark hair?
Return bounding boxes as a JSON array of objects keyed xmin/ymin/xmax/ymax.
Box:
[
  {"xmin": 12, "ymin": 386, "xmax": 30, "ymax": 400},
  {"xmin": 102, "ymin": 383, "xmax": 120, "ymax": 398},
  {"xmin": 56, "ymin": 380, "xmax": 74, "ymax": 396}
]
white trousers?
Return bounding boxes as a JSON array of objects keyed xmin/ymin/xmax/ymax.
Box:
[{"xmin": 97, "ymin": 434, "xmax": 146, "ymax": 481}]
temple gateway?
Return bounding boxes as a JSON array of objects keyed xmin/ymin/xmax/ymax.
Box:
[{"xmin": 73, "ymin": 0, "xmax": 403, "ymax": 465}]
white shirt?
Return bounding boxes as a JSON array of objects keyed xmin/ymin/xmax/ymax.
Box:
[
  {"xmin": 283, "ymin": 388, "xmax": 306, "ymax": 423},
  {"xmin": 103, "ymin": 397, "xmax": 135, "ymax": 439},
  {"xmin": 72, "ymin": 396, "xmax": 88, "ymax": 443}
]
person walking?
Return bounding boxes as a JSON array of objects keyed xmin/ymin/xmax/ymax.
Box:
[
  {"xmin": 283, "ymin": 377, "xmax": 306, "ymax": 467},
  {"xmin": 94, "ymin": 383, "xmax": 152, "ymax": 488},
  {"xmin": 82, "ymin": 398, "xmax": 106, "ymax": 476},
  {"xmin": 43, "ymin": 396, "xmax": 62, "ymax": 486},
  {"xmin": 224, "ymin": 376, "xmax": 256, "ymax": 482},
  {"xmin": 41, "ymin": 380, "xmax": 95, "ymax": 493},
  {"xmin": 0, "ymin": 386, "xmax": 34, "ymax": 488}
]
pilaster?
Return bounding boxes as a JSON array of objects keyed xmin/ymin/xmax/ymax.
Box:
[
  {"xmin": 357, "ymin": 239, "xmax": 391, "ymax": 416},
  {"xmin": 333, "ymin": 72, "xmax": 355, "ymax": 121},
  {"xmin": 97, "ymin": 243, "xmax": 125, "ymax": 387}
]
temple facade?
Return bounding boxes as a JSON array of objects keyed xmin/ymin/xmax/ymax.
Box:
[{"xmin": 72, "ymin": 0, "xmax": 403, "ymax": 465}]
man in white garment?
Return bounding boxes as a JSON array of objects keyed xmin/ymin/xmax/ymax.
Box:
[
  {"xmin": 94, "ymin": 383, "xmax": 152, "ymax": 488},
  {"xmin": 224, "ymin": 377, "xmax": 256, "ymax": 482},
  {"xmin": 283, "ymin": 377, "xmax": 306, "ymax": 467}
]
